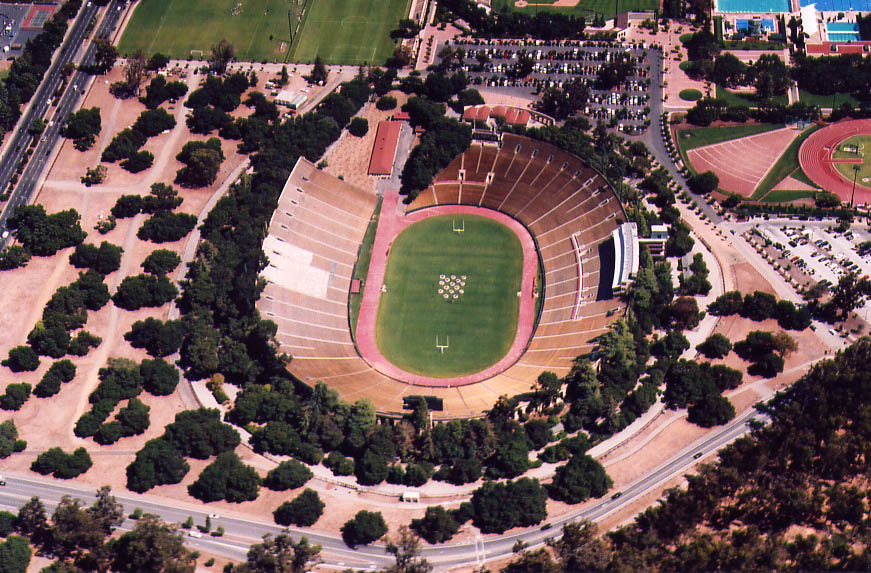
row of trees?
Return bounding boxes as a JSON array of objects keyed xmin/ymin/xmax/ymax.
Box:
[
  {"xmin": 101, "ymin": 108, "xmax": 176, "ymax": 172},
  {"xmin": 708, "ymin": 289, "xmax": 813, "ymax": 330},
  {"xmin": 685, "ymin": 97, "xmax": 820, "ymax": 127}
]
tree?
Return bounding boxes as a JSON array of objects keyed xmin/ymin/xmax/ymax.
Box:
[
  {"xmin": 89, "ymin": 486, "xmax": 124, "ymax": 534},
  {"xmin": 110, "ymin": 514, "xmax": 195, "ymax": 572},
  {"xmin": 697, "ymin": 333, "xmax": 732, "ymax": 359},
  {"xmin": 273, "ymin": 489, "xmax": 324, "ymax": 527},
  {"xmin": 0, "ymin": 536, "xmax": 31, "ymax": 573},
  {"xmin": 548, "ymin": 454, "xmax": 612, "ymax": 504},
  {"xmin": 410, "ymin": 506, "xmax": 459, "ymax": 544},
  {"xmin": 126, "ymin": 438, "xmax": 189, "ymax": 493},
  {"xmin": 30, "ymin": 447, "xmax": 92, "ymax": 479},
  {"xmin": 141, "ymin": 249, "xmax": 181, "ymax": 276},
  {"xmin": 386, "ymin": 526, "xmax": 432, "ymax": 573},
  {"xmin": 235, "ymin": 534, "xmax": 321, "ymax": 573},
  {"xmin": 342, "ymin": 510, "xmax": 387, "ymax": 547},
  {"xmin": 164, "ymin": 408, "xmax": 240, "ymax": 459},
  {"xmin": 116, "ymin": 398, "xmax": 151, "ymax": 436},
  {"xmin": 61, "ymin": 107, "xmax": 101, "ymax": 150},
  {"xmin": 0, "ymin": 420, "xmax": 22, "ymax": 458},
  {"xmin": 0, "ymin": 246, "xmax": 31, "ymax": 270},
  {"xmin": 209, "ymin": 39, "xmax": 236, "ymax": 74},
  {"xmin": 137, "ymin": 211, "xmax": 198, "ymax": 243},
  {"xmin": 27, "ymin": 323, "xmax": 70, "ymax": 357},
  {"xmin": 377, "ymin": 96, "xmax": 397, "ymax": 110},
  {"xmin": 121, "ymin": 150, "xmax": 154, "ymax": 173},
  {"xmin": 92, "ymin": 39, "xmax": 119, "ymax": 74},
  {"xmin": 687, "ymin": 393, "xmax": 736, "ymax": 427},
  {"xmin": 133, "ymin": 108, "xmax": 176, "ymax": 137},
  {"xmin": 470, "ymin": 478, "xmax": 548, "ymax": 533},
  {"xmin": 7, "ymin": 205, "xmax": 86, "ymax": 256},
  {"xmin": 188, "ymin": 452, "xmax": 260, "ymax": 503},
  {"xmin": 348, "ymin": 116, "xmax": 369, "ymax": 137},
  {"xmin": 15, "ymin": 496, "xmax": 48, "ymax": 541},
  {"xmin": 124, "ymin": 318, "xmax": 186, "ymax": 357},
  {"xmin": 309, "ymin": 55, "xmax": 328, "ymax": 85},
  {"xmin": 668, "ymin": 296, "xmax": 701, "ymax": 331},
  {"xmin": 146, "ymin": 53, "xmax": 170, "ymax": 71},
  {"xmin": 69, "ymin": 241, "xmax": 123, "ymax": 275},
  {"xmin": 688, "ymin": 171, "xmax": 719, "ymax": 194},
  {"xmin": 123, "ymin": 50, "xmax": 148, "ymax": 95},
  {"xmin": 175, "ymin": 138, "xmax": 224, "ymax": 188},
  {"xmin": 263, "ymin": 460, "xmax": 313, "ymax": 491},
  {"xmin": 140, "ymin": 358, "xmax": 180, "ymax": 396},
  {"xmin": 712, "ymin": 53, "xmax": 747, "ymax": 87},
  {"xmin": 34, "ymin": 359, "xmax": 76, "ymax": 398},
  {"xmin": 0, "ymin": 383, "xmax": 31, "ymax": 410},
  {"xmin": 772, "ymin": 330, "xmax": 798, "ymax": 358},
  {"xmin": 112, "ymin": 274, "xmax": 178, "ymax": 310}
]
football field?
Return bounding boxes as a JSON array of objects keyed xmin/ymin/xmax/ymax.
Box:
[
  {"xmin": 290, "ymin": 0, "xmax": 411, "ymax": 64},
  {"xmin": 374, "ymin": 215, "xmax": 523, "ymax": 378},
  {"xmin": 119, "ymin": 0, "xmax": 295, "ymax": 62}
]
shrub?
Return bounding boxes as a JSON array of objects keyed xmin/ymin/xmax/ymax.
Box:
[
  {"xmin": 2, "ymin": 346, "xmax": 39, "ymax": 372},
  {"xmin": 348, "ymin": 117, "xmax": 369, "ymax": 137},
  {"xmin": 31, "ymin": 447, "xmax": 92, "ymax": 479},
  {"xmin": 679, "ymin": 88, "xmax": 703, "ymax": 101},
  {"xmin": 263, "ymin": 460, "xmax": 313, "ymax": 491},
  {"xmin": 273, "ymin": 489, "xmax": 324, "ymax": 526}
]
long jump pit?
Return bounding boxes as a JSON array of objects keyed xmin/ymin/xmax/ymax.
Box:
[{"xmin": 799, "ymin": 119, "xmax": 871, "ymax": 205}]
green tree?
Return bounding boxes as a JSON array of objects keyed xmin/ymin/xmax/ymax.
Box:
[
  {"xmin": 234, "ymin": 534, "xmax": 321, "ymax": 573},
  {"xmin": 209, "ymin": 39, "xmax": 236, "ymax": 74},
  {"xmin": 0, "ymin": 246, "xmax": 31, "ymax": 270},
  {"xmin": 0, "ymin": 535, "xmax": 31, "ymax": 573},
  {"xmin": 141, "ymin": 249, "xmax": 181, "ymax": 276},
  {"xmin": 6, "ymin": 205, "xmax": 86, "ymax": 257},
  {"xmin": 140, "ymin": 358, "xmax": 180, "ymax": 396},
  {"xmin": 386, "ymin": 525, "xmax": 432, "ymax": 573},
  {"xmin": 110, "ymin": 514, "xmax": 195, "ymax": 572},
  {"xmin": 341, "ymin": 510, "xmax": 388, "ymax": 547},
  {"xmin": 348, "ymin": 116, "xmax": 369, "ymax": 137},
  {"xmin": 548, "ymin": 454, "xmax": 613, "ymax": 504},
  {"xmin": 273, "ymin": 489, "xmax": 324, "ymax": 527},
  {"xmin": 263, "ymin": 460, "xmax": 313, "ymax": 491},
  {"xmin": 126, "ymin": 438, "xmax": 189, "ymax": 493},
  {"xmin": 188, "ymin": 452, "xmax": 260, "ymax": 503},
  {"xmin": 0, "ymin": 383, "xmax": 32, "ymax": 410},
  {"xmin": 410, "ymin": 506, "xmax": 459, "ymax": 544},
  {"xmin": 697, "ymin": 333, "xmax": 732, "ymax": 359}
]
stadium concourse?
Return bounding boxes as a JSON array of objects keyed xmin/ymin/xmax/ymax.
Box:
[{"xmin": 258, "ymin": 135, "xmax": 633, "ymax": 419}]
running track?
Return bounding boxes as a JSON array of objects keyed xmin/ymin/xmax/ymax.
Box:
[
  {"xmin": 799, "ymin": 119, "xmax": 871, "ymax": 204},
  {"xmin": 687, "ymin": 127, "xmax": 799, "ymax": 196},
  {"xmin": 354, "ymin": 189, "xmax": 537, "ymax": 388}
]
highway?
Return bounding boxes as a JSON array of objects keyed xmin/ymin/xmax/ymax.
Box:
[
  {"xmin": 0, "ymin": 408, "xmax": 765, "ymax": 570},
  {"xmin": 0, "ymin": 0, "xmax": 125, "ymax": 243}
]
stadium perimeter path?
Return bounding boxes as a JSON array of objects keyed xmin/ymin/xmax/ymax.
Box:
[{"xmin": 356, "ymin": 189, "xmax": 537, "ymax": 387}]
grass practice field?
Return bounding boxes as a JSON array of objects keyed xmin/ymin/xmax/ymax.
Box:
[
  {"xmin": 491, "ymin": 0, "xmax": 657, "ymax": 17},
  {"xmin": 119, "ymin": 0, "xmax": 296, "ymax": 62},
  {"xmin": 291, "ymin": 0, "xmax": 410, "ymax": 64},
  {"xmin": 677, "ymin": 123, "xmax": 782, "ymax": 153},
  {"xmin": 375, "ymin": 215, "xmax": 523, "ymax": 378},
  {"xmin": 833, "ymin": 135, "xmax": 871, "ymax": 184}
]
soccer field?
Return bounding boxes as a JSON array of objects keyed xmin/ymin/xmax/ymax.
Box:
[
  {"xmin": 834, "ymin": 135, "xmax": 871, "ymax": 184},
  {"xmin": 490, "ymin": 0, "xmax": 657, "ymax": 17},
  {"xmin": 291, "ymin": 0, "xmax": 410, "ymax": 65},
  {"xmin": 119, "ymin": 0, "xmax": 295, "ymax": 62},
  {"xmin": 375, "ymin": 215, "xmax": 523, "ymax": 378}
]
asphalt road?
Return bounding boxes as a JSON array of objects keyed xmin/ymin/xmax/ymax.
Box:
[
  {"xmin": 0, "ymin": 0, "xmax": 125, "ymax": 244},
  {"xmin": 0, "ymin": 408, "xmax": 765, "ymax": 570}
]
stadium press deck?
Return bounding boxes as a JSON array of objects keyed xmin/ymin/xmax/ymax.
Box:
[{"xmin": 717, "ymin": 0, "xmax": 790, "ymax": 12}]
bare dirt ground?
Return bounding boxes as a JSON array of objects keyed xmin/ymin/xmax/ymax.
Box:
[{"xmin": 323, "ymin": 90, "xmax": 410, "ymax": 193}]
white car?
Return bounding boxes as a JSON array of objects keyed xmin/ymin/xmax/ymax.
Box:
[
  {"xmin": 208, "ymin": 513, "xmax": 220, "ymax": 519},
  {"xmin": 188, "ymin": 530, "xmax": 202, "ymax": 538}
]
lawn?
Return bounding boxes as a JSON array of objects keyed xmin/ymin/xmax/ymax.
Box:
[
  {"xmin": 349, "ymin": 196, "xmax": 382, "ymax": 338},
  {"xmin": 677, "ymin": 123, "xmax": 782, "ymax": 153},
  {"xmin": 761, "ymin": 190, "xmax": 816, "ymax": 202},
  {"xmin": 118, "ymin": 0, "xmax": 297, "ymax": 62},
  {"xmin": 833, "ymin": 135, "xmax": 871, "ymax": 184},
  {"xmin": 490, "ymin": 0, "xmax": 658, "ymax": 18},
  {"xmin": 715, "ymin": 84, "xmax": 788, "ymax": 107},
  {"xmin": 291, "ymin": 0, "xmax": 411, "ymax": 64},
  {"xmin": 752, "ymin": 124, "xmax": 822, "ymax": 200},
  {"xmin": 799, "ymin": 90, "xmax": 861, "ymax": 109},
  {"xmin": 375, "ymin": 215, "xmax": 523, "ymax": 378}
]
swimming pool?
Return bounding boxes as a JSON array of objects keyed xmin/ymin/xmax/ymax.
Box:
[
  {"xmin": 826, "ymin": 21, "xmax": 860, "ymax": 42},
  {"xmin": 717, "ymin": 0, "xmax": 790, "ymax": 13},
  {"xmin": 802, "ymin": 0, "xmax": 871, "ymax": 11}
]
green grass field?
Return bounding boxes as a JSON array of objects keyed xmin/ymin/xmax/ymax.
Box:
[
  {"xmin": 349, "ymin": 197, "xmax": 381, "ymax": 338},
  {"xmin": 715, "ymin": 84, "xmax": 788, "ymax": 107},
  {"xmin": 375, "ymin": 215, "xmax": 523, "ymax": 378},
  {"xmin": 490, "ymin": 0, "xmax": 657, "ymax": 18},
  {"xmin": 799, "ymin": 90, "xmax": 860, "ymax": 109},
  {"xmin": 119, "ymin": 0, "xmax": 297, "ymax": 62},
  {"xmin": 291, "ymin": 0, "xmax": 410, "ymax": 64},
  {"xmin": 752, "ymin": 124, "xmax": 821, "ymax": 200},
  {"xmin": 833, "ymin": 135, "xmax": 871, "ymax": 184},
  {"xmin": 677, "ymin": 123, "xmax": 782, "ymax": 153}
]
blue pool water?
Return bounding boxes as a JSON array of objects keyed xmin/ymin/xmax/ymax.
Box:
[
  {"xmin": 802, "ymin": 0, "xmax": 871, "ymax": 11},
  {"xmin": 717, "ymin": 0, "xmax": 790, "ymax": 13},
  {"xmin": 826, "ymin": 21, "xmax": 860, "ymax": 41},
  {"xmin": 736, "ymin": 18, "xmax": 776, "ymax": 30}
]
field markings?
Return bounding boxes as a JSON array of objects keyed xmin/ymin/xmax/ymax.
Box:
[{"xmin": 148, "ymin": 0, "xmax": 179, "ymax": 54}]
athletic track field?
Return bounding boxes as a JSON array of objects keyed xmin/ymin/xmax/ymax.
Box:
[
  {"xmin": 354, "ymin": 190, "xmax": 538, "ymax": 387},
  {"xmin": 687, "ymin": 126, "xmax": 799, "ymax": 196},
  {"xmin": 799, "ymin": 119, "xmax": 871, "ymax": 204}
]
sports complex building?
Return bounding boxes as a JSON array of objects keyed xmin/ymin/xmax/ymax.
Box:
[{"xmin": 258, "ymin": 135, "xmax": 638, "ymax": 419}]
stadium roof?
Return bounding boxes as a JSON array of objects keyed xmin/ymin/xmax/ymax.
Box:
[
  {"xmin": 612, "ymin": 222, "xmax": 639, "ymax": 292},
  {"xmin": 461, "ymin": 105, "xmax": 532, "ymax": 126},
  {"xmin": 368, "ymin": 120, "xmax": 402, "ymax": 176}
]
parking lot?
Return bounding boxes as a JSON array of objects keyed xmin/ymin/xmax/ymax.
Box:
[
  {"xmin": 437, "ymin": 39, "xmax": 653, "ymax": 134},
  {"xmin": 0, "ymin": 3, "xmax": 54, "ymax": 57},
  {"xmin": 748, "ymin": 220, "xmax": 871, "ymax": 321}
]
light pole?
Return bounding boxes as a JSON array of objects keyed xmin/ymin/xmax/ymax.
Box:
[{"xmin": 851, "ymin": 164, "xmax": 860, "ymax": 209}]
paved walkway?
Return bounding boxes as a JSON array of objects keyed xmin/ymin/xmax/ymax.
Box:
[{"xmin": 354, "ymin": 189, "xmax": 538, "ymax": 387}]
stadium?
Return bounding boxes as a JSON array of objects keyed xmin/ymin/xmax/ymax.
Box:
[{"xmin": 257, "ymin": 134, "xmax": 635, "ymax": 419}]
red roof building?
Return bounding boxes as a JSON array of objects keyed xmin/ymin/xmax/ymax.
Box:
[
  {"xmin": 806, "ymin": 42, "xmax": 871, "ymax": 55},
  {"xmin": 368, "ymin": 121, "xmax": 403, "ymax": 176}
]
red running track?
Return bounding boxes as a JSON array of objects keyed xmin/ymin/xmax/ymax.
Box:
[
  {"xmin": 355, "ymin": 189, "xmax": 538, "ymax": 388},
  {"xmin": 799, "ymin": 119, "xmax": 871, "ymax": 204}
]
